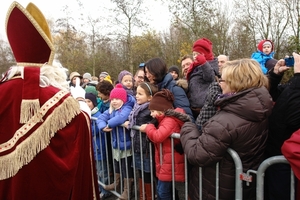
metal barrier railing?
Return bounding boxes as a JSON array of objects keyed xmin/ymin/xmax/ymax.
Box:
[{"xmin": 91, "ymin": 117, "xmax": 294, "ymax": 200}]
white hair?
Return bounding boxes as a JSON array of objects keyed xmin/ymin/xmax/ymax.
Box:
[{"xmin": 3, "ymin": 63, "xmax": 69, "ymax": 91}]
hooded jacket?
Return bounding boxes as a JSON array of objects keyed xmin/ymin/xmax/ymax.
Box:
[
  {"xmin": 180, "ymin": 87, "xmax": 273, "ymax": 200},
  {"xmin": 158, "ymin": 73, "xmax": 194, "ymax": 121},
  {"xmin": 145, "ymin": 108, "xmax": 191, "ymax": 182}
]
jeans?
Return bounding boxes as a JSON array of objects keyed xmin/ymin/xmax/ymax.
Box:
[
  {"xmin": 96, "ymin": 160, "xmax": 110, "ymax": 195},
  {"xmin": 157, "ymin": 180, "xmax": 172, "ymax": 200}
]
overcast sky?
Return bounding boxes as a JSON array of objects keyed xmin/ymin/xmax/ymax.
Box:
[{"xmin": 0, "ymin": 0, "xmax": 171, "ymax": 40}]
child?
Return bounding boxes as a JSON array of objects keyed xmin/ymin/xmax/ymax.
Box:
[
  {"xmin": 85, "ymin": 93, "xmax": 111, "ymax": 199},
  {"xmin": 118, "ymin": 70, "xmax": 134, "ymax": 95},
  {"xmin": 140, "ymin": 89, "xmax": 192, "ymax": 200},
  {"xmin": 187, "ymin": 37, "xmax": 217, "ymax": 119},
  {"xmin": 124, "ymin": 82, "xmax": 158, "ymax": 200},
  {"xmin": 251, "ymin": 39, "xmax": 275, "ymax": 74},
  {"xmin": 168, "ymin": 65, "xmax": 180, "ymax": 80},
  {"xmin": 96, "ymin": 80, "xmax": 114, "ymax": 113},
  {"xmin": 85, "ymin": 85, "xmax": 103, "ymax": 111},
  {"xmin": 96, "ymin": 83, "xmax": 136, "ymax": 200}
]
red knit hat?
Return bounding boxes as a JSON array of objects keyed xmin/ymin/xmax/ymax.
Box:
[
  {"xmin": 192, "ymin": 37, "xmax": 214, "ymax": 60},
  {"xmin": 148, "ymin": 89, "xmax": 174, "ymax": 112},
  {"xmin": 257, "ymin": 39, "xmax": 274, "ymax": 52},
  {"xmin": 110, "ymin": 84, "xmax": 127, "ymax": 103}
]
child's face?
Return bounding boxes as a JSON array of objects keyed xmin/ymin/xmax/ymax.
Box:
[
  {"xmin": 98, "ymin": 91, "xmax": 109, "ymax": 101},
  {"xmin": 192, "ymin": 51, "xmax": 204, "ymax": 60},
  {"xmin": 85, "ymin": 99, "xmax": 94, "ymax": 110},
  {"xmin": 136, "ymin": 86, "xmax": 151, "ymax": 105},
  {"xmin": 150, "ymin": 110, "xmax": 163, "ymax": 118},
  {"xmin": 110, "ymin": 98, "xmax": 124, "ymax": 109},
  {"xmin": 262, "ymin": 45, "xmax": 272, "ymax": 55},
  {"xmin": 169, "ymin": 71, "xmax": 178, "ymax": 80},
  {"xmin": 121, "ymin": 75, "xmax": 133, "ymax": 89}
]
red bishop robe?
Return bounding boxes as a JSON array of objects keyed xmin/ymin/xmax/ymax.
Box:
[{"xmin": 0, "ymin": 78, "xmax": 100, "ymax": 200}]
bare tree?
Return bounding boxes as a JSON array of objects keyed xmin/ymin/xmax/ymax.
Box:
[
  {"xmin": 233, "ymin": 0, "xmax": 290, "ymax": 58},
  {"xmin": 108, "ymin": 0, "xmax": 148, "ymax": 74}
]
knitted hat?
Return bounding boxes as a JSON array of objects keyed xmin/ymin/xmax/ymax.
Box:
[
  {"xmin": 99, "ymin": 71, "xmax": 109, "ymax": 78},
  {"xmin": 118, "ymin": 70, "xmax": 133, "ymax": 83},
  {"xmin": 85, "ymin": 85, "xmax": 98, "ymax": 96},
  {"xmin": 257, "ymin": 39, "xmax": 274, "ymax": 52},
  {"xmin": 110, "ymin": 83, "xmax": 127, "ymax": 103},
  {"xmin": 85, "ymin": 93, "xmax": 97, "ymax": 107},
  {"xmin": 83, "ymin": 72, "xmax": 92, "ymax": 81},
  {"xmin": 149, "ymin": 89, "xmax": 174, "ymax": 112},
  {"xmin": 168, "ymin": 65, "xmax": 179, "ymax": 75},
  {"xmin": 192, "ymin": 37, "xmax": 214, "ymax": 60}
]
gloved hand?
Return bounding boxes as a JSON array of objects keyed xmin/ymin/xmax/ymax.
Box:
[
  {"xmin": 174, "ymin": 143, "xmax": 184, "ymax": 155},
  {"xmin": 186, "ymin": 54, "xmax": 207, "ymax": 80},
  {"xmin": 193, "ymin": 54, "xmax": 206, "ymax": 67},
  {"xmin": 70, "ymin": 77, "xmax": 85, "ymax": 100}
]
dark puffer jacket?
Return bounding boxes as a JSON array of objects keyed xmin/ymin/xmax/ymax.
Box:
[{"xmin": 180, "ymin": 87, "xmax": 273, "ymax": 200}]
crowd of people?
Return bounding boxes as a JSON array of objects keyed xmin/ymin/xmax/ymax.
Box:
[
  {"xmin": 1, "ymin": 2, "xmax": 300, "ymax": 200},
  {"xmin": 62, "ymin": 37, "xmax": 299, "ymax": 200}
]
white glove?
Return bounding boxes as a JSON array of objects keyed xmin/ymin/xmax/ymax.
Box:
[{"xmin": 70, "ymin": 77, "xmax": 85, "ymax": 100}]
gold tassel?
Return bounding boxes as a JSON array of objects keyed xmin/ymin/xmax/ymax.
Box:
[
  {"xmin": 20, "ymin": 99, "xmax": 40, "ymax": 123},
  {"xmin": 0, "ymin": 95, "xmax": 81, "ymax": 180}
]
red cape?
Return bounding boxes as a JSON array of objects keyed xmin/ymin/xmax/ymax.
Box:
[{"xmin": 0, "ymin": 78, "xmax": 100, "ymax": 200}]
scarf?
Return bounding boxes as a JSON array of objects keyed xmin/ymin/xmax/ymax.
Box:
[{"xmin": 128, "ymin": 102, "xmax": 150, "ymax": 137}]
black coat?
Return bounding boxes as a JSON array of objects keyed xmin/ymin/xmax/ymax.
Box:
[{"xmin": 266, "ymin": 73, "xmax": 300, "ymax": 157}]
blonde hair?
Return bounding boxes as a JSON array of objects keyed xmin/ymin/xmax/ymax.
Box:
[{"xmin": 221, "ymin": 59, "xmax": 269, "ymax": 93}]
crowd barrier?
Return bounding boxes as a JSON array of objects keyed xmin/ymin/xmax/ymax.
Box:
[{"xmin": 91, "ymin": 118, "xmax": 295, "ymax": 200}]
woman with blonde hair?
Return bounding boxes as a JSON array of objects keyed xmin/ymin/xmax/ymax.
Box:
[{"xmin": 180, "ymin": 58, "xmax": 273, "ymax": 200}]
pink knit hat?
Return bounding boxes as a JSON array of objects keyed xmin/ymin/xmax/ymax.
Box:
[{"xmin": 110, "ymin": 83, "xmax": 127, "ymax": 103}]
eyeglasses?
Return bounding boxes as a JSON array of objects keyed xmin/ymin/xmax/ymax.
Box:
[
  {"xmin": 218, "ymin": 78, "xmax": 226, "ymax": 83},
  {"xmin": 137, "ymin": 76, "xmax": 144, "ymax": 79}
]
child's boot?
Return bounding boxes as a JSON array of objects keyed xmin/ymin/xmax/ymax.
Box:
[
  {"xmin": 118, "ymin": 178, "xmax": 133, "ymax": 200},
  {"xmin": 104, "ymin": 173, "xmax": 120, "ymax": 190},
  {"xmin": 144, "ymin": 182, "xmax": 152, "ymax": 200}
]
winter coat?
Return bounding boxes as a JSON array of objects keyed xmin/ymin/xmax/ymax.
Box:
[
  {"xmin": 180, "ymin": 87, "xmax": 273, "ymax": 200},
  {"xmin": 196, "ymin": 81, "xmax": 222, "ymax": 129},
  {"xmin": 266, "ymin": 73, "xmax": 300, "ymax": 157},
  {"xmin": 145, "ymin": 108, "xmax": 191, "ymax": 182},
  {"xmin": 128, "ymin": 102, "xmax": 153, "ymax": 154},
  {"xmin": 92, "ymin": 110, "xmax": 107, "ymax": 160},
  {"xmin": 158, "ymin": 73, "xmax": 194, "ymax": 121},
  {"xmin": 97, "ymin": 94, "xmax": 136, "ymax": 150},
  {"xmin": 251, "ymin": 51, "xmax": 275, "ymax": 74},
  {"xmin": 188, "ymin": 59, "xmax": 216, "ymax": 109}
]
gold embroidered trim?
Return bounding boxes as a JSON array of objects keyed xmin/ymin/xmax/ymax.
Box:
[
  {"xmin": 0, "ymin": 92, "xmax": 80, "ymax": 180},
  {"xmin": 82, "ymin": 112, "xmax": 97, "ymax": 199}
]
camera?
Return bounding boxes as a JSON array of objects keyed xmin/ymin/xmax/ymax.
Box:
[{"xmin": 284, "ymin": 56, "xmax": 294, "ymax": 67}]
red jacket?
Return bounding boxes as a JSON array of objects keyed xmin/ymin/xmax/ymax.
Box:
[
  {"xmin": 145, "ymin": 108, "xmax": 191, "ymax": 182},
  {"xmin": 282, "ymin": 129, "xmax": 300, "ymax": 199}
]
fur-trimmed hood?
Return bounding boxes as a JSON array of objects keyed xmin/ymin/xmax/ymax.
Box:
[
  {"xmin": 164, "ymin": 107, "xmax": 192, "ymax": 123},
  {"xmin": 176, "ymin": 78, "xmax": 188, "ymax": 93}
]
